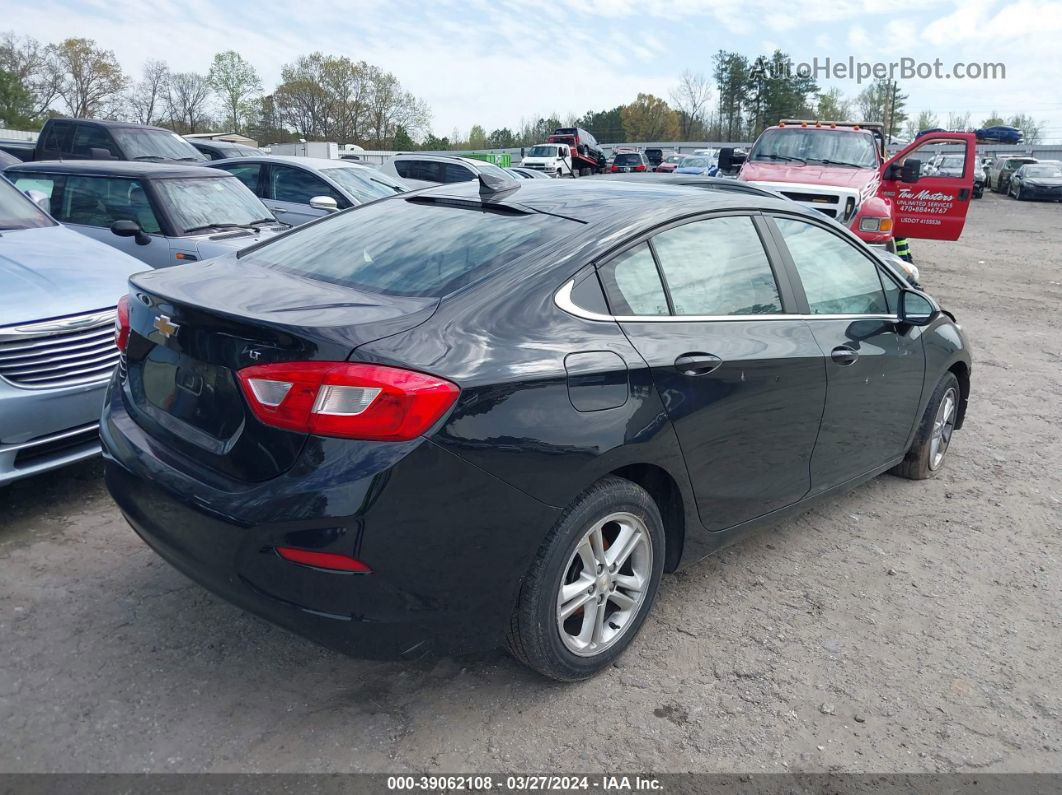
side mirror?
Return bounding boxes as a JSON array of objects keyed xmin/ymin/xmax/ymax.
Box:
[
  {"xmin": 111, "ymin": 219, "xmax": 151, "ymax": 246},
  {"xmin": 90, "ymin": 147, "xmax": 115, "ymax": 160},
  {"xmin": 901, "ymin": 158, "xmax": 921, "ymax": 183},
  {"xmin": 309, "ymin": 195, "xmax": 338, "ymax": 212},
  {"xmin": 899, "ymin": 289, "xmax": 937, "ymax": 326},
  {"xmin": 717, "ymin": 147, "xmax": 734, "ymax": 172},
  {"xmin": 25, "ymin": 189, "xmax": 51, "ymax": 214}
]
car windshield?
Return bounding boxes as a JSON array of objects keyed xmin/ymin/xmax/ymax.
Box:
[
  {"xmin": 0, "ymin": 176, "xmax": 55, "ymax": 230},
  {"xmin": 680, "ymin": 157, "xmax": 710, "ymax": 168},
  {"xmin": 110, "ymin": 128, "xmax": 205, "ymax": 162},
  {"xmin": 1024, "ymin": 165, "xmax": 1062, "ymax": 177},
  {"xmin": 751, "ymin": 128, "xmax": 879, "ymax": 168},
  {"xmin": 528, "ymin": 146, "xmax": 558, "ymax": 157},
  {"xmin": 666, "ymin": 155, "xmax": 684, "ymax": 163},
  {"xmin": 321, "ymin": 167, "xmax": 407, "ymax": 203},
  {"xmin": 154, "ymin": 176, "xmax": 274, "ymax": 234},
  {"xmin": 614, "ymin": 154, "xmax": 642, "ymax": 165},
  {"xmin": 241, "ymin": 197, "xmax": 577, "ymax": 298}
]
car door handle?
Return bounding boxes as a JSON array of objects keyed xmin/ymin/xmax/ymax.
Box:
[
  {"xmin": 674, "ymin": 353, "xmax": 723, "ymax": 376},
  {"xmin": 831, "ymin": 346, "xmax": 859, "ymax": 366}
]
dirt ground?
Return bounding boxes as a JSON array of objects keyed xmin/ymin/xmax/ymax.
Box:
[{"xmin": 1, "ymin": 191, "xmax": 1060, "ymax": 775}]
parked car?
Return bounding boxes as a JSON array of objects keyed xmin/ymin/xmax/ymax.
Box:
[
  {"xmin": 654, "ymin": 153, "xmax": 685, "ymax": 173},
  {"xmin": 209, "ymin": 156, "xmax": 407, "ymax": 226},
  {"xmin": 1007, "ymin": 163, "xmax": 1062, "ymax": 201},
  {"xmin": 926, "ymin": 153, "xmax": 966, "ymax": 179},
  {"xmin": 675, "ymin": 155, "xmax": 719, "ymax": 176},
  {"xmin": 0, "ymin": 174, "xmax": 145, "ymax": 486},
  {"xmin": 188, "ymin": 139, "xmax": 260, "ymax": 160},
  {"xmin": 975, "ymin": 126, "xmax": 1023, "ymax": 144},
  {"xmin": 0, "ymin": 118, "xmax": 206, "ymax": 164},
  {"xmin": 380, "ymin": 153, "xmax": 512, "ymax": 190},
  {"xmin": 6, "ymin": 161, "xmax": 284, "ymax": 267},
  {"xmin": 102, "ymin": 177, "xmax": 971, "ymax": 681},
  {"xmin": 989, "ymin": 156, "xmax": 1037, "ymax": 193},
  {"xmin": 506, "ymin": 167, "xmax": 553, "ymax": 180},
  {"xmin": 609, "ymin": 152, "xmax": 650, "ymax": 173}
]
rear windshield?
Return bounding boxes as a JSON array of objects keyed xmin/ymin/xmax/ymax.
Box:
[
  {"xmin": 240, "ymin": 198, "xmax": 575, "ymax": 298},
  {"xmin": 614, "ymin": 153, "xmax": 642, "ymax": 165}
]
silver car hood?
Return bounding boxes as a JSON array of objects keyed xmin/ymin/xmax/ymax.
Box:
[{"xmin": 0, "ymin": 225, "xmax": 146, "ymax": 328}]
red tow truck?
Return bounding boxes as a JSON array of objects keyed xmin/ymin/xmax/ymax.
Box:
[
  {"xmin": 730, "ymin": 120, "xmax": 977, "ymax": 254},
  {"xmin": 547, "ymin": 127, "xmax": 606, "ymax": 176}
]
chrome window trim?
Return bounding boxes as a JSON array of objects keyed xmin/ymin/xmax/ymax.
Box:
[{"xmin": 554, "ymin": 279, "xmax": 899, "ymax": 323}]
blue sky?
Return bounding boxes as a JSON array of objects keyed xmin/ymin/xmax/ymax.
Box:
[{"xmin": 10, "ymin": 0, "xmax": 1062, "ymax": 141}]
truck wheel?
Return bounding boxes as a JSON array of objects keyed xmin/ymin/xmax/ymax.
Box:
[{"xmin": 580, "ymin": 167, "xmax": 591, "ymax": 177}]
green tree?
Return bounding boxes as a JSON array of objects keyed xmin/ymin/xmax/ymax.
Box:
[
  {"xmin": 392, "ymin": 124, "xmax": 415, "ymax": 150},
  {"xmin": 856, "ymin": 79, "xmax": 907, "ymax": 138},
  {"xmin": 620, "ymin": 94, "xmax": 679, "ymax": 141},
  {"xmin": 815, "ymin": 87, "xmax": 852, "ymax": 121},
  {"xmin": 745, "ymin": 51, "xmax": 818, "ymax": 138},
  {"xmin": 0, "ymin": 68, "xmax": 36, "ymax": 127},
  {"xmin": 1008, "ymin": 113, "xmax": 1044, "ymax": 143},
  {"xmin": 208, "ymin": 50, "xmax": 261, "ymax": 133},
  {"xmin": 980, "ymin": 112, "xmax": 1005, "ymax": 128},
  {"xmin": 713, "ymin": 51, "xmax": 750, "ymax": 141},
  {"xmin": 487, "ymin": 127, "xmax": 515, "ymax": 148},
  {"xmin": 467, "ymin": 124, "xmax": 487, "ymax": 149},
  {"xmin": 903, "ymin": 110, "xmax": 939, "ymax": 140},
  {"xmin": 576, "ymin": 106, "xmax": 625, "ymax": 142}
]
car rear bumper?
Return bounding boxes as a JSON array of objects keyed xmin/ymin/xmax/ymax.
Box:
[{"xmin": 101, "ymin": 380, "xmax": 560, "ymax": 659}]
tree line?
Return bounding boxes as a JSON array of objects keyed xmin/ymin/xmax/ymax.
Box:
[
  {"xmin": 0, "ymin": 32, "xmax": 432, "ymax": 148},
  {"xmin": 0, "ymin": 34, "xmax": 1046, "ymax": 149}
]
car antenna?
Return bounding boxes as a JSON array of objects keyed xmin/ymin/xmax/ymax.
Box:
[{"xmin": 478, "ymin": 171, "xmax": 520, "ymax": 202}]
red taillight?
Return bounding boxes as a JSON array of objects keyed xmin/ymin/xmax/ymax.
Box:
[
  {"xmin": 610, "ymin": 165, "xmax": 619, "ymax": 172},
  {"xmin": 276, "ymin": 546, "xmax": 371, "ymax": 573},
  {"xmin": 115, "ymin": 294, "xmax": 130, "ymax": 352},
  {"xmin": 236, "ymin": 362, "xmax": 459, "ymax": 441}
]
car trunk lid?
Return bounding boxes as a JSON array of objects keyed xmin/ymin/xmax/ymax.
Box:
[{"xmin": 121, "ymin": 258, "xmax": 438, "ymax": 482}]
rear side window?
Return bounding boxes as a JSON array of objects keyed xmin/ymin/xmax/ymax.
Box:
[
  {"xmin": 775, "ymin": 218, "xmax": 888, "ymax": 314},
  {"xmin": 242, "ymin": 199, "xmax": 575, "ymax": 298},
  {"xmin": 652, "ymin": 216, "xmax": 782, "ymax": 315},
  {"xmin": 394, "ymin": 159, "xmax": 442, "ymax": 182},
  {"xmin": 218, "ymin": 163, "xmax": 262, "ymax": 194},
  {"xmin": 599, "ymin": 243, "xmax": 669, "ymax": 316},
  {"xmin": 56, "ymin": 175, "xmax": 161, "ymax": 234}
]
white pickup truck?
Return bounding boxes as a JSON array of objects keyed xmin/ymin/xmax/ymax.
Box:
[{"xmin": 519, "ymin": 143, "xmax": 575, "ymax": 178}]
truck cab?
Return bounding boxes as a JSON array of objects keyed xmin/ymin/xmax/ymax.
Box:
[
  {"xmin": 735, "ymin": 120, "xmax": 977, "ymax": 250},
  {"xmin": 519, "ymin": 143, "xmax": 574, "ymax": 177},
  {"xmin": 0, "ymin": 119, "xmax": 207, "ymax": 164}
]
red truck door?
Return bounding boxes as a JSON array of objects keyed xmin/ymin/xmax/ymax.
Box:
[{"xmin": 878, "ymin": 132, "xmax": 976, "ymax": 241}]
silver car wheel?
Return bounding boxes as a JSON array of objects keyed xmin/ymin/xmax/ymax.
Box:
[
  {"xmin": 556, "ymin": 511, "xmax": 653, "ymax": 657},
  {"xmin": 929, "ymin": 386, "xmax": 958, "ymax": 470}
]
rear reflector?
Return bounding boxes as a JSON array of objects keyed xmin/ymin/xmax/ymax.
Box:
[
  {"xmin": 276, "ymin": 546, "xmax": 371, "ymax": 573},
  {"xmin": 236, "ymin": 361, "xmax": 459, "ymax": 441}
]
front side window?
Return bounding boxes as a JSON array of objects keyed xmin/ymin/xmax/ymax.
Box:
[
  {"xmin": 42, "ymin": 122, "xmax": 74, "ymax": 155},
  {"xmin": 270, "ymin": 166, "xmax": 343, "ymax": 205},
  {"xmin": 155, "ymin": 176, "xmax": 273, "ymax": 233},
  {"xmin": 57, "ymin": 175, "xmax": 161, "ymax": 234},
  {"xmin": 651, "ymin": 216, "xmax": 782, "ymax": 316},
  {"xmin": 775, "ymin": 218, "xmax": 889, "ymax": 315},
  {"xmin": 599, "ymin": 243, "xmax": 669, "ymax": 316}
]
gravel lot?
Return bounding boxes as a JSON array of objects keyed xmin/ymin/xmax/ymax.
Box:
[{"xmin": 1, "ymin": 191, "xmax": 1060, "ymax": 774}]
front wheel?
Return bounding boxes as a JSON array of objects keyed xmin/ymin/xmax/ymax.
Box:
[
  {"xmin": 891, "ymin": 372, "xmax": 960, "ymax": 480},
  {"xmin": 506, "ymin": 476, "xmax": 665, "ymax": 681}
]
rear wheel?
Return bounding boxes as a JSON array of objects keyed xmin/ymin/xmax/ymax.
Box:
[
  {"xmin": 506, "ymin": 476, "xmax": 665, "ymax": 681},
  {"xmin": 891, "ymin": 372, "xmax": 960, "ymax": 480},
  {"xmin": 580, "ymin": 167, "xmax": 591, "ymax": 177}
]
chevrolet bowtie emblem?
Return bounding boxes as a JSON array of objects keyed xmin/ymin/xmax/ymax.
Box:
[{"xmin": 153, "ymin": 315, "xmax": 180, "ymax": 338}]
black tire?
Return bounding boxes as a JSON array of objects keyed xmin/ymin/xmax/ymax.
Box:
[
  {"xmin": 891, "ymin": 372, "xmax": 961, "ymax": 480},
  {"xmin": 506, "ymin": 476, "xmax": 665, "ymax": 681}
]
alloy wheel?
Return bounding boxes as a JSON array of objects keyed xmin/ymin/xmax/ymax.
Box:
[
  {"xmin": 556, "ymin": 512, "xmax": 652, "ymax": 657},
  {"xmin": 929, "ymin": 386, "xmax": 958, "ymax": 470}
]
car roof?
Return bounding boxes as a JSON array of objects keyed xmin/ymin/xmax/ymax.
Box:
[
  {"xmin": 390, "ymin": 153, "xmax": 491, "ymax": 169},
  {"xmin": 413, "ymin": 175, "xmax": 807, "ymax": 227},
  {"xmin": 47, "ymin": 117, "xmax": 171, "ymax": 132},
  {"xmin": 210, "ymin": 155, "xmax": 372, "ymax": 171},
  {"xmin": 5, "ymin": 160, "xmax": 228, "ymax": 179}
]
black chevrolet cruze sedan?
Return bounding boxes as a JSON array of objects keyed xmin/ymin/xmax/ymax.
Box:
[{"xmin": 102, "ymin": 176, "xmax": 972, "ymax": 680}]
